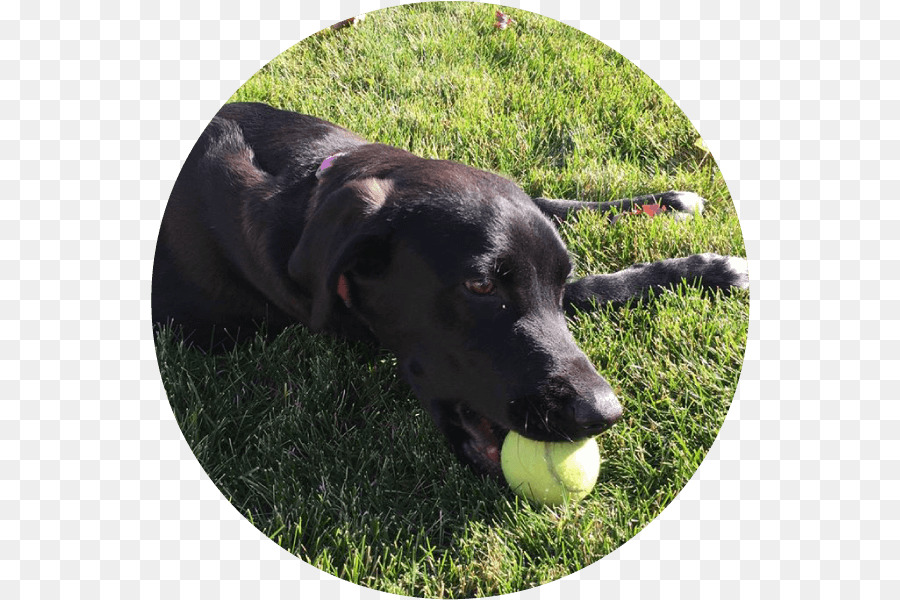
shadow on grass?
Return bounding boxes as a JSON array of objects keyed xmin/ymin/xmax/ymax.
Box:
[
  {"xmin": 154, "ymin": 323, "xmax": 540, "ymax": 588},
  {"xmin": 153, "ymin": 278, "xmax": 747, "ymax": 596}
]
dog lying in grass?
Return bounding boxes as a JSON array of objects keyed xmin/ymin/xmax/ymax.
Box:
[{"xmin": 152, "ymin": 102, "xmax": 748, "ymax": 476}]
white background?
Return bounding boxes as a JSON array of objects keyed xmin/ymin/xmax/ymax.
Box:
[{"xmin": 2, "ymin": 0, "xmax": 895, "ymax": 598}]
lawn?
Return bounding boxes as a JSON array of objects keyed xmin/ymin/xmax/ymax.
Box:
[{"xmin": 154, "ymin": 3, "xmax": 748, "ymax": 597}]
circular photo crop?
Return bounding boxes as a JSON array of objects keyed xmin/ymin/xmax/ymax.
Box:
[{"xmin": 152, "ymin": 3, "xmax": 749, "ymax": 597}]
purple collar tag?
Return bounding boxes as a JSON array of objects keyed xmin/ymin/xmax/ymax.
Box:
[{"xmin": 315, "ymin": 153, "xmax": 345, "ymax": 179}]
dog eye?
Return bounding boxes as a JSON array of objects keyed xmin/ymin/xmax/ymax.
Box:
[{"xmin": 464, "ymin": 278, "xmax": 495, "ymax": 295}]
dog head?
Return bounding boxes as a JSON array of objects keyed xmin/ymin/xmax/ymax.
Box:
[{"xmin": 289, "ymin": 147, "xmax": 622, "ymax": 475}]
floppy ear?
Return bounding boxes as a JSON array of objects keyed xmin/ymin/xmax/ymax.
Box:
[{"xmin": 287, "ymin": 178, "xmax": 393, "ymax": 331}]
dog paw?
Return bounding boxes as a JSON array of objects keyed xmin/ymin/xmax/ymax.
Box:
[
  {"xmin": 662, "ymin": 191, "xmax": 705, "ymax": 221},
  {"xmin": 722, "ymin": 255, "xmax": 749, "ymax": 289},
  {"xmin": 695, "ymin": 253, "xmax": 748, "ymax": 290}
]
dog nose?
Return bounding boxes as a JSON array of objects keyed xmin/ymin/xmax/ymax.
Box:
[{"xmin": 570, "ymin": 386, "xmax": 623, "ymax": 434}]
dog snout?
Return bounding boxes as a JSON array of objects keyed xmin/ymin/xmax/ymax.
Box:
[{"xmin": 568, "ymin": 383, "xmax": 623, "ymax": 435}]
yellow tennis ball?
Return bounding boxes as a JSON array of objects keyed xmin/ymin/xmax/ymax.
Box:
[{"xmin": 500, "ymin": 432, "xmax": 600, "ymax": 505}]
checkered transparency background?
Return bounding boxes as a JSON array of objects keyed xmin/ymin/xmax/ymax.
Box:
[{"xmin": 2, "ymin": 0, "xmax": 895, "ymax": 597}]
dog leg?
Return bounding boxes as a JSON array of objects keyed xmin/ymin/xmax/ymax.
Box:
[
  {"xmin": 532, "ymin": 191, "xmax": 705, "ymax": 223},
  {"xmin": 564, "ymin": 253, "xmax": 748, "ymax": 314}
]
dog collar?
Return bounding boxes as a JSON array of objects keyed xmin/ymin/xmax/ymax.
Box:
[{"xmin": 316, "ymin": 152, "xmax": 345, "ymax": 179}]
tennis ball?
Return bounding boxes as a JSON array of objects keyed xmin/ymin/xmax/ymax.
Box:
[{"xmin": 500, "ymin": 431, "xmax": 600, "ymax": 505}]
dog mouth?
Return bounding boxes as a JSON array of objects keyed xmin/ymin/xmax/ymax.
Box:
[
  {"xmin": 452, "ymin": 398, "xmax": 619, "ymax": 478},
  {"xmin": 455, "ymin": 404, "xmax": 509, "ymax": 478}
]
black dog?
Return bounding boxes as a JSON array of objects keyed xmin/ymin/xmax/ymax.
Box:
[{"xmin": 152, "ymin": 102, "xmax": 747, "ymax": 476}]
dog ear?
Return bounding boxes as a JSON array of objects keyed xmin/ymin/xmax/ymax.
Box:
[{"xmin": 287, "ymin": 178, "xmax": 393, "ymax": 331}]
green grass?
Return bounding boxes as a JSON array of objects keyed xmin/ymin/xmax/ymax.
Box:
[{"xmin": 156, "ymin": 3, "xmax": 748, "ymax": 597}]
